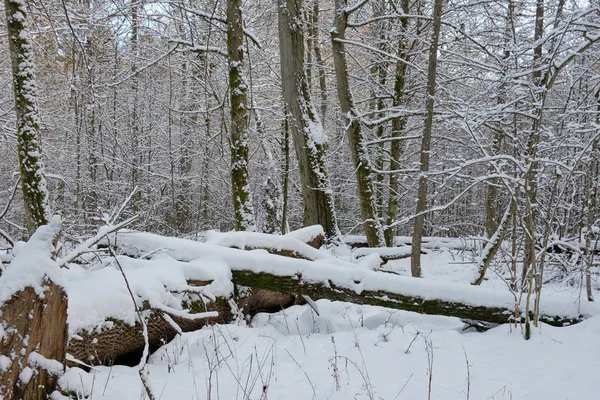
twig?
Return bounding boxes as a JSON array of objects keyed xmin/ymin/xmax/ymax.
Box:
[
  {"xmin": 0, "ymin": 227, "xmax": 14, "ymax": 247},
  {"xmin": 425, "ymin": 336, "xmax": 434, "ymax": 400},
  {"xmin": 58, "ymin": 216, "xmax": 138, "ymax": 267},
  {"xmin": 0, "ymin": 177, "xmax": 20, "ymax": 220},
  {"xmin": 462, "ymin": 345, "xmax": 470, "ymax": 400},
  {"xmin": 393, "ymin": 373, "xmax": 414, "ymax": 400},
  {"xmin": 285, "ymin": 349, "xmax": 316, "ymax": 399},
  {"xmin": 108, "ymin": 247, "xmax": 155, "ymax": 400},
  {"xmin": 109, "ymin": 186, "xmax": 138, "ymax": 225},
  {"xmin": 405, "ymin": 331, "xmax": 420, "ymax": 354}
]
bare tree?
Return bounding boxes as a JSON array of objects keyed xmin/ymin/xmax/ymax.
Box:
[
  {"xmin": 411, "ymin": 0, "xmax": 444, "ymax": 278},
  {"xmin": 278, "ymin": 0, "xmax": 339, "ymax": 240},
  {"xmin": 5, "ymin": 0, "xmax": 49, "ymax": 235},
  {"xmin": 331, "ymin": 0, "xmax": 385, "ymax": 247},
  {"xmin": 227, "ymin": 0, "xmax": 256, "ymax": 231}
]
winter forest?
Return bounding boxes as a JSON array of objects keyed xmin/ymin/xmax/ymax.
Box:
[{"xmin": 1, "ymin": 0, "xmax": 600, "ymax": 399}]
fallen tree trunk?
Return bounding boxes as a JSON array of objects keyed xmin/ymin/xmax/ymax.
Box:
[
  {"xmin": 230, "ymin": 269, "xmax": 582, "ymax": 327},
  {"xmin": 115, "ymin": 232, "xmax": 599, "ymax": 328},
  {"xmin": 67, "ymin": 292, "xmax": 230, "ymax": 366},
  {"xmin": 205, "ymin": 230, "xmax": 327, "ymax": 260}
]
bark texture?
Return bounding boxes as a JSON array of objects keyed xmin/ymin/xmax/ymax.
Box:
[
  {"xmin": 411, "ymin": 0, "xmax": 444, "ymax": 278},
  {"xmin": 0, "ymin": 281, "xmax": 68, "ymax": 399},
  {"xmin": 5, "ymin": 0, "xmax": 49, "ymax": 235},
  {"xmin": 331, "ymin": 0, "xmax": 385, "ymax": 247},
  {"xmin": 227, "ymin": 0, "xmax": 255, "ymax": 231},
  {"xmin": 68, "ymin": 298, "xmax": 230, "ymax": 365},
  {"xmin": 278, "ymin": 0, "xmax": 339, "ymax": 240}
]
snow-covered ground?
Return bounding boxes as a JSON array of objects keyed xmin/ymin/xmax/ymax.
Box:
[
  {"xmin": 55, "ymin": 232, "xmax": 599, "ymax": 400},
  {"xmin": 62, "ymin": 299, "xmax": 600, "ymax": 400},
  {"xmin": 5, "ymin": 225, "xmax": 598, "ymax": 399}
]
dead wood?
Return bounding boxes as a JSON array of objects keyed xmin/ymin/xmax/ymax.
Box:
[{"xmin": 0, "ymin": 280, "xmax": 68, "ymax": 399}]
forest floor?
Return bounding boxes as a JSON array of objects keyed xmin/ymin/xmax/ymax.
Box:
[{"xmin": 55, "ymin": 240, "xmax": 600, "ymax": 400}]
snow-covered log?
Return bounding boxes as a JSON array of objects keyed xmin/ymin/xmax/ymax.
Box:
[
  {"xmin": 284, "ymin": 225, "xmax": 325, "ymax": 249},
  {"xmin": 64, "ymin": 253, "xmax": 231, "ymax": 366},
  {"xmin": 116, "ymin": 232, "xmax": 600, "ymax": 328},
  {"xmin": 206, "ymin": 230, "xmax": 327, "ymax": 260},
  {"xmin": 67, "ymin": 298, "xmax": 230, "ymax": 366}
]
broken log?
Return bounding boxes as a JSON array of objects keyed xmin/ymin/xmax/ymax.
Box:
[
  {"xmin": 205, "ymin": 230, "xmax": 327, "ymax": 260},
  {"xmin": 353, "ymin": 246, "xmax": 412, "ymax": 264},
  {"xmin": 238, "ymin": 289, "xmax": 296, "ymax": 317},
  {"xmin": 284, "ymin": 225, "xmax": 325, "ymax": 249},
  {"xmin": 0, "ymin": 280, "xmax": 68, "ymax": 399},
  {"xmin": 0, "ymin": 219, "xmax": 68, "ymax": 400},
  {"xmin": 67, "ymin": 294, "xmax": 230, "ymax": 366}
]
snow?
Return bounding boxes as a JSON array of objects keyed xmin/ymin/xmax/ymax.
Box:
[
  {"xmin": 57, "ymin": 367, "xmax": 93, "ymax": 398},
  {"xmin": 58, "ymin": 300, "xmax": 600, "ymax": 400},
  {"xmin": 64, "ymin": 252, "xmax": 230, "ymax": 334},
  {"xmin": 353, "ymin": 245, "xmax": 412, "ymax": 259},
  {"xmin": 114, "ymin": 231, "xmax": 600, "ymax": 319},
  {"xmin": 205, "ymin": 229, "xmax": 330, "ymax": 261},
  {"xmin": 284, "ymin": 224, "xmax": 324, "ymax": 243},
  {"xmin": 0, "ymin": 355, "xmax": 11, "ymax": 373},
  {"xmin": 5, "ymin": 226, "xmax": 600, "ymax": 399},
  {"xmin": 19, "ymin": 366, "xmax": 33, "ymax": 384},
  {"xmin": 0, "ymin": 216, "xmax": 64, "ymax": 305},
  {"xmin": 28, "ymin": 352, "xmax": 64, "ymax": 376}
]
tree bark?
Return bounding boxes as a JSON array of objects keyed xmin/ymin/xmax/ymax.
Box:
[
  {"xmin": 227, "ymin": 0, "xmax": 256, "ymax": 231},
  {"xmin": 331, "ymin": 0, "xmax": 385, "ymax": 247},
  {"xmin": 0, "ymin": 220, "xmax": 67, "ymax": 399},
  {"xmin": 278, "ymin": 0, "xmax": 339, "ymax": 240},
  {"xmin": 411, "ymin": 0, "xmax": 444, "ymax": 277},
  {"xmin": 229, "ymin": 269, "xmax": 585, "ymax": 328},
  {"xmin": 5, "ymin": 0, "xmax": 49, "ymax": 235},
  {"xmin": 386, "ymin": 0, "xmax": 411, "ymax": 246},
  {"xmin": 311, "ymin": 0, "xmax": 328, "ymax": 123},
  {"xmin": 68, "ymin": 298, "xmax": 227, "ymax": 366},
  {"xmin": 0, "ymin": 283, "xmax": 68, "ymax": 399}
]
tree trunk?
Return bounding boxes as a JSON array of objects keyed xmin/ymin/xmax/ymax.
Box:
[
  {"xmin": 230, "ymin": 269, "xmax": 584, "ymax": 328},
  {"xmin": 281, "ymin": 112, "xmax": 290, "ymax": 234},
  {"xmin": 130, "ymin": 0, "xmax": 142, "ymax": 212},
  {"xmin": 311, "ymin": 0, "xmax": 328, "ymax": 123},
  {"xmin": 5, "ymin": 0, "xmax": 49, "ymax": 235},
  {"xmin": 386, "ymin": 0, "xmax": 411, "ymax": 246},
  {"xmin": 115, "ymin": 231, "xmax": 593, "ymax": 331},
  {"xmin": 472, "ymin": 203, "xmax": 512, "ymax": 285},
  {"xmin": 411, "ymin": 0, "xmax": 444, "ymax": 277},
  {"xmin": 227, "ymin": 0, "xmax": 256, "ymax": 231},
  {"xmin": 68, "ymin": 297, "xmax": 227, "ymax": 366},
  {"xmin": 0, "ymin": 220, "xmax": 67, "ymax": 399},
  {"xmin": 331, "ymin": 0, "xmax": 385, "ymax": 247},
  {"xmin": 255, "ymin": 110, "xmax": 283, "ymax": 234},
  {"xmin": 0, "ymin": 282, "xmax": 68, "ymax": 399},
  {"xmin": 278, "ymin": 0, "xmax": 339, "ymax": 240}
]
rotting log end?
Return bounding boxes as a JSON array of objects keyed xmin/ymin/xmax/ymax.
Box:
[{"xmin": 0, "ymin": 279, "xmax": 68, "ymax": 400}]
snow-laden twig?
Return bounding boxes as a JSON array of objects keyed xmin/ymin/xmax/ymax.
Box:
[
  {"xmin": 58, "ymin": 216, "xmax": 138, "ymax": 267},
  {"xmin": 109, "ymin": 186, "xmax": 138, "ymax": 226}
]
